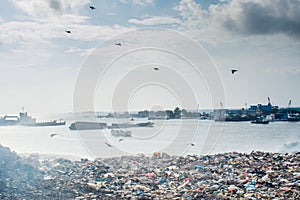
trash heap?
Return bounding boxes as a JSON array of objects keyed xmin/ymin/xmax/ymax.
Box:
[
  {"xmin": 0, "ymin": 144, "xmax": 299, "ymax": 199},
  {"xmin": 0, "ymin": 145, "xmax": 43, "ymax": 199}
]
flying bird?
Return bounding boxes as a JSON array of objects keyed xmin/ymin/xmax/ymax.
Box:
[
  {"xmin": 114, "ymin": 42, "xmax": 122, "ymax": 46},
  {"xmin": 231, "ymin": 69, "xmax": 238, "ymax": 75},
  {"xmin": 50, "ymin": 133, "xmax": 58, "ymax": 138},
  {"xmin": 154, "ymin": 67, "xmax": 159, "ymax": 71},
  {"xmin": 65, "ymin": 30, "xmax": 71, "ymax": 34},
  {"xmin": 190, "ymin": 143, "xmax": 195, "ymax": 146},
  {"xmin": 89, "ymin": 6, "xmax": 96, "ymax": 10},
  {"xmin": 105, "ymin": 142, "xmax": 113, "ymax": 147},
  {"xmin": 118, "ymin": 138, "xmax": 124, "ymax": 142}
]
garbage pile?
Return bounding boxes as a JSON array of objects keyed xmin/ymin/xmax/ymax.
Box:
[
  {"xmin": 0, "ymin": 144, "xmax": 299, "ymax": 199},
  {"xmin": 0, "ymin": 145, "xmax": 43, "ymax": 199}
]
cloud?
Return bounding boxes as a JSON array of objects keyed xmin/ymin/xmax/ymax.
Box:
[
  {"xmin": 265, "ymin": 65, "xmax": 300, "ymax": 75},
  {"xmin": 129, "ymin": 16, "xmax": 181, "ymax": 26},
  {"xmin": 65, "ymin": 47, "xmax": 95, "ymax": 56},
  {"xmin": 0, "ymin": 19, "xmax": 131, "ymax": 45},
  {"xmin": 119, "ymin": 0, "xmax": 154, "ymax": 6},
  {"xmin": 11, "ymin": 0, "xmax": 90, "ymax": 19},
  {"xmin": 174, "ymin": 0, "xmax": 300, "ymax": 40},
  {"xmin": 218, "ymin": 0, "xmax": 300, "ymax": 38},
  {"xmin": 1, "ymin": 0, "xmax": 133, "ymax": 46},
  {"xmin": 0, "ymin": 17, "xmax": 3, "ymax": 45},
  {"xmin": 49, "ymin": 0, "xmax": 62, "ymax": 14},
  {"xmin": 175, "ymin": 0, "xmax": 208, "ymax": 26}
]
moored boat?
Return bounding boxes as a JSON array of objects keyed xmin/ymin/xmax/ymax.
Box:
[
  {"xmin": 280, "ymin": 113, "xmax": 300, "ymax": 122},
  {"xmin": 0, "ymin": 109, "xmax": 65, "ymax": 127},
  {"xmin": 251, "ymin": 116, "xmax": 269, "ymax": 124}
]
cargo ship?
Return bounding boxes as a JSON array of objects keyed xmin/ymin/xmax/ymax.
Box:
[{"xmin": 0, "ymin": 108, "xmax": 65, "ymax": 127}]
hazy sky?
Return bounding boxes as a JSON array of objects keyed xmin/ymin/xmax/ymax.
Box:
[{"xmin": 0, "ymin": 0, "xmax": 300, "ymax": 114}]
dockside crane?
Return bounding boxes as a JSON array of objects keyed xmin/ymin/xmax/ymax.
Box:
[
  {"xmin": 288, "ymin": 100, "xmax": 292, "ymax": 114},
  {"xmin": 267, "ymin": 97, "xmax": 271, "ymax": 105}
]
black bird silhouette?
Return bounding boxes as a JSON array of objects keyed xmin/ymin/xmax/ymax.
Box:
[
  {"xmin": 50, "ymin": 133, "xmax": 58, "ymax": 138},
  {"xmin": 231, "ymin": 69, "xmax": 238, "ymax": 74},
  {"xmin": 105, "ymin": 142, "xmax": 113, "ymax": 147},
  {"xmin": 65, "ymin": 30, "xmax": 71, "ymax": 34},
  {"xmin": 154, "ymin": 67, "xmax": 159, "ymax": 71},
  {"xmin": 118, "ymin": 138, "xmax": 124, "ymax": 142},
  {"xmin": 114, "ymin": 42, "xmax": 122, "ymax": 46},
  {"xmin": 89, "ymin": 6, "xmax": 96, "ymax": 10},
  {"xmin": 190, "ymin": 143, "xmax": 195, "ymax": 146}
]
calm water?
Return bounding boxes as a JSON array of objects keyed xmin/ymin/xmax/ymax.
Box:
[{"xmin": 0, "ymin": 113, "xmax": 299, "ymax": 159}]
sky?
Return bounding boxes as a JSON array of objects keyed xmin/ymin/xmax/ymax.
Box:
[{"xmin": 0, "ymin": 0, "xmax": 300, "ymax": 114}]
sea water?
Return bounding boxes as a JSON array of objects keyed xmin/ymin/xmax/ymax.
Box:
[{"xmin": 0, "ymin": 113, "xmax": 299, "ymax": 159}]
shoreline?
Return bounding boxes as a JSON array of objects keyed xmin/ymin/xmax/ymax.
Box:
[
  {"xmin": 0, "ymin": 145, "xmax": 299, "ymax": 199},
  {"xmin": 19, "ymin": 152, "xmax": 86, "ymax": 161}
]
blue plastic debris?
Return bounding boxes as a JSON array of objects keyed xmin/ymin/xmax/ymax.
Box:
[
  {"xmin": 194, "ymin": 165, "xmax": 203, "ymax": 170},
  {"xmin": 159, "ymin": 178, "xmax": 167, "ymax": 184},
  {"xmin": 244, "ymin": 184, "xmax": 256, "ymax": 190}
]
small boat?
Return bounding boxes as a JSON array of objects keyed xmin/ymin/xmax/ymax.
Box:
[
  {"xmin": 111, "ymin": 129, "xmax": 132, "ymax": 137},
  {"xmin": 251, "ymin": 116, "xmax": 269, "ymax": 124},
  {"xmin": 109, "ymin": 122, "xmax": 154, "ymax": 129},
  {"xmin": 199, "ymin": 116, "xmax": 208, "ymax": 120},
  {"xmin": 282, "ymin": 114, "xmax": 300, "ymax": 122},
  {"xmin": 136, "ymin": 122, "xmax": 154, "ymax": 127}
]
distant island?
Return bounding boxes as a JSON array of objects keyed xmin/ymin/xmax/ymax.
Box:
[
  {"xmin": 96, "ymin": 98, "xmax": 300, "ymax": 122},
  {"xmin": 96, "ymin": 107, "xmax": 210, "ymax": 120}
]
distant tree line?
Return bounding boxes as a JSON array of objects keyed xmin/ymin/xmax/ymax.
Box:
[
  {"xmin": 136, "ymin": 107, "xmax": 204, "ymax": 119},
  {"xmin": 97, "ymin": 107, "xmax": 211, "ymax": 119}
]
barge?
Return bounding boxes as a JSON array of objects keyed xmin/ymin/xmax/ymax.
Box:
[{"xmin": 69, "ymin": 121, "xmax": 154, "ymax": 130}]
